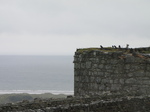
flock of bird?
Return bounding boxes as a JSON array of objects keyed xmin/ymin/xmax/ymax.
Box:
[{"xmin": 100, "ymin": 44, "xmax": 129, "ymax": 49}]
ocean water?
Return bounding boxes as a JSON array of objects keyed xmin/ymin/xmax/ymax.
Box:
[{"xmin": 0, "ymin": 55, "xmax": 74, "ymax": 95}]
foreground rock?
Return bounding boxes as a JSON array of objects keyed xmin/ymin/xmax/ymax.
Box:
[{"xmin": 1, "ymin": 95, "xmax": 150, "ymax": 112}]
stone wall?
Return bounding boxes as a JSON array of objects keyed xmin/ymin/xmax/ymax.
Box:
[
  {"xmin": 74, "ymin": 49, "xmax": 150, "ymax": 97},
  {"xmin": 1, "ymin": 96, "xmax": 150, "ymax": 112}
]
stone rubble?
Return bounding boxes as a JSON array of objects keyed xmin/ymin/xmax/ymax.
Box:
[{"xmin": 1, "ymin": 95, "xmax": 150, "ymax": 112}]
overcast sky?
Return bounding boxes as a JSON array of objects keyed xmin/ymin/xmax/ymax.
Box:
[{"xmin": 0, "ymin": 0, "xmax": 150, "ymax": 55}]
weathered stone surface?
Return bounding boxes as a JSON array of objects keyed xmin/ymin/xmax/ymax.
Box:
[
  {"xmin": 99, "ymin": 64, "xmax": 104, "ymax": 69},
  {"xmin": 2, "ymin": 96, "xmax": 150, "ymax": 112},
  {"xmin": 125, "ymin": 56, "xmax": 135, "ymax": 63},
  {"xmin": 74, "ymin": 49, "xmax": 150, "ymax": 97},
  {"xmin": 86, "ymin": 61, "xmax": 91, "ymax": 68},
  {"xmin": 111, "ymin": 84, "xmax": 121, "ymax": 91},
  {"xmin": 125, "ymin": 78, "xmax": 136, "ymax": 84}
]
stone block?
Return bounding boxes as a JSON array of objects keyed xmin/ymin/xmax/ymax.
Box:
[
  {"xmin": 110, "ymin": 59, "xmax": 118, "ymax": 64},
  {"xmin": 125, "ymin": 78, "xmax": 137, "ymax": 84},
  {"xmin": 99, "ymin": 84, "xmax": 105, "ymax": 90},
  {"xmin": 107, "ymin": 69, "xmax": 113, "ymax": 73},
  {"xmin": 86, "ymin": 62, "xmax": 91, "ymax": 68},
  {"xmin": 85, "ymin": 77, "xmax": 89, "ymax": 82},
  {"xmin": 145, "ymin": 72, "xmax": 150, "ymax": 76},
  {"xmin": 111, "ymin": 84, "xmax": 121, "ymax": 91},
  {"xmin": 90, "ymin": 77, "xmax": 95, "ymax": 82},
  {"xmin": 101, "ymin": 79, "xmax": 110, "ymax": 84},
  {"xmin": 146, "ymin": 89, "xmax": 150, "ymax": 95},
  {"xmin": 93, "ymin": 64, "xmax": 98, "ymax": 68},
  {"xmin": 94, "ymin": 71, "xmax": 98, "ymax": 75},
  {"xmin": 114, "ymin": 69, "xmax": 119, "ymax": 74},
  {"xmin": 133, "ymin": 79, "xmax": 142, "ymax": 85},
  {"xmin": 101, "ymin": 60, "xmax": 106, "ymax": 63},
  {"xmin": 81, "ymin": 63, "xmax": 85, "ymax": 68},
  {"xmin": 104, "ymin": 72, "xmax": 111, "ymax": 77},
  {"xmin": 99, "ymin": 64, "xmax": 104, "ymax": 69},
  {"xmin": 139, "ymin": 64, "xmax": 146, "ymax": 70},
  {"xmin": 125, "ymin": 56, "xmax": 135, "ymax": 63},
  {"xmin": 142, "ymin": 80, "xmax": 150, "ymax": 85},
  {"xmin": 127, "ymin": 73, "xmax": 134, "ymax": 77},
  {"xmin": 133, "ymin": 65, "xmax": 140, "ymax": 70},
  {"xmin": 95, "ymin": 58, "xmax": 99, "ymax": 63},
  {"xmin": 125, "ymin": 64, "xmax": 131, "ymax": 69},
  {"xmin": 93, "ymin": 52, "xmax": 96, "ymax": 56},
  {"xmin": 131, "ymin": 85, "xmax": 139, "ymax": 91},
  {"xmin": 139, "ymin": 88, "xmax": 147, "ymax": 94},
  {"xmin": 141, "ymin": 77, "xmax": 150, "ymax": 80},
  {"xmin": 133, "ymin": 71, "xmax": 145, "ymax": 77},
  {"xmin": 75, "ymin": 77, "xmax": 80, "ymax": 81},
  {"xmin": 83, "ymin": 71, "xmax": 88, "ymax": 75},
  {"xmin": 119, "ymin": 79, "xmax": 124, "ymax": 84},
  {"xmin": 89, "ymin": 58, "xmax": 95, "ymax": 61},
  {"xmin": 75, "ymin": 63, "xmax": 80, "ymax": 69},
  {"xmin": 105, "ymin": 65, "xmax": 112, "ymax": 70},
  {"xmin": 114, "ymin": 79, "xmax": 119, "ymax": 83},
  {"xmin": 134, "ymin": 57, "xmax": 145, "ymax": 63},
  {"xmin": 97, "ymin": 72, "xmax": 104, "ymax": 76},
  {"xmin": 109, "ymin": 80, "xmax": 113, "ymax": 83},
  {"xmin": 147, "ymin": 66, "xmax": 150, "ymax": 71},
  {"xmin": 96, "ymin": 77, "xmax": 101, "ymax": 83}
]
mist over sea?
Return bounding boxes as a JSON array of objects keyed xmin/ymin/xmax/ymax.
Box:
[{"xmin": 0, "ymin": 55, "xmax": 74, "ymax": 95}]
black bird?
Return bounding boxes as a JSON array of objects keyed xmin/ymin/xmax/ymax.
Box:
[
  {"xmin": 114, "ymin": 45, "xmax": 117, "ymax": 49},
  {"xmin": 100, "ymin": 45, "xmax": 103, "ymax": 49},
  {"xmin": 118, "ymin": 45, "xmax": 121, "ymax": 48},
  {"xmin": 126, "ymin": 44, "xmax": 129, "ymax": 49}
]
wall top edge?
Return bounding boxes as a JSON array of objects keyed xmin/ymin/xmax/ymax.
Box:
[
  {"xmin": 75, "ymin": 47, "xmax": 150, "ymax": 55},
  {"xmin": 74, "ymin": 47, "xmax": 150, "ymax": 62}
]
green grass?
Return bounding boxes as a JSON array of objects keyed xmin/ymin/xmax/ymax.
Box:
[
  {"xmin": 77, "ymin": 47, "xmax": 150, "ymax": 54},
  {"xmin": 142, "ymin": 51, "xmax": 150, "ymax": 54},
  {"xmin": 77, "ymin": 47, "xmax": 122, "ymax": 53}
]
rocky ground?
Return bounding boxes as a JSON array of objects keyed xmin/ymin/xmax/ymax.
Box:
[
  {"xmin": 0, "ymin": 93, "xmax": 67, "ymax": 104},
  {"xmin": 1, "ymin": 95, "xmax": 150, "ymax": 112}
]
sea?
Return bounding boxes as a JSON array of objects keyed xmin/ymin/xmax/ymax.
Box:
[{"xmin": 0, "ymin": 55, "xmax": 74, "ymax": 95}]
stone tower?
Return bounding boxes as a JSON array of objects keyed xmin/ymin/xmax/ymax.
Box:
[{"xmin": 74, "ymin": 47, "xmax": 150, "ymax": 97}]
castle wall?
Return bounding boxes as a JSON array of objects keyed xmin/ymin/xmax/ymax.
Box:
[{"xmin": 74, "ymin": 50, "xmax": 150, "ymax": 96}]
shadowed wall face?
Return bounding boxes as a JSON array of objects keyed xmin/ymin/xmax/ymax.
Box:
[{"xmin": 74, "ymin": 50, "xmax": 150, "ymax": 97}]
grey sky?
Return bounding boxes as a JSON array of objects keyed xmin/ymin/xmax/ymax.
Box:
[{"xmin": 0, "ymin": 0, "xmax": 150, "ymax": 55}]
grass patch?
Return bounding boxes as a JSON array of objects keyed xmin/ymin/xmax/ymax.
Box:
[
  {"xmin": 77, "ymin": 47, "xmax": 122, "ymax": 53},
  {"xmin": 77, "ymin": 47, "xmax": 150, "ymax": 54},
  {"xmin": 142, "ymin": 51, "xmax": 150, "ymax": 54}
]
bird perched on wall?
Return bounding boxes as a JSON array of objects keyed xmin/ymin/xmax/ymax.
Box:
[
  {"xmin": 100, "ymin": 45, "xmax": 103, "ymax": 49},
  {"xmin": 112, "ymin": 45, "xmax": 117, "ymax": 49},
  {"xmin": 118, "ymin": 45, "xmax": 121, "ymax": 49},
  {"xmin": 114, "ymin": 45, "xmax": 117, "ymax": 49},
  {"xmin": 126, "ymin": 44, "xmax": 129, "ymax": 49}
]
